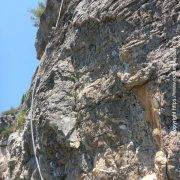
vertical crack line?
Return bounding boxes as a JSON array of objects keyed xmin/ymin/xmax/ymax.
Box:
[
  {"xmin": 55, "ymin": 0, "xmax": 65, "ymax": 28},
  {"xmin": 29, "ymin": 65, "xmax": 44, "ymax": 180},
  {"xmin": 165, "ymin": 161, "xmax": 170, "ymax": 180}
]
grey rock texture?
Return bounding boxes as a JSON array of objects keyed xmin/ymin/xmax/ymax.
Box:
[
  {"xmin": 0, "ymin": 0, "xmax": 180, "ymax": 179},
  {"xmin": 0, "ymin": 114, "xmax": 15, "ymax": 133}
]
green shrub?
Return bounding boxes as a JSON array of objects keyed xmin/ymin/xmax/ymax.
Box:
[
  {"xmin": 0, "ymin": 126, "xmax": 14, "ymax": 138},
  {"xmin": 30, "ymin": 0, "xmax": 46, "ymax": 27},
  {"xmin": 0, "ymin": 110, "xmax": 26, "ymax": 139},
  {"xmin": 2, "ymin": 107, "xmax": 17, "ymax": 116},
  {"xmin": 17, "ymin": 111, "xmax": 26, "ymax": 129},
  {"xmin": 21, "ymin": 94, "xmax": 27, "ymax": 104}
]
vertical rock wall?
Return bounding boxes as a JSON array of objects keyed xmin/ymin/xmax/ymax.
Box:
[{"xmin": 0, "ymin": 0, "xmax": 179, "ymax": 179}]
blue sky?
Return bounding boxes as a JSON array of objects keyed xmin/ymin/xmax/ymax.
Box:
[{"xmin": 0, "ymin": 0, "xmax": 40, "ymax": 112}]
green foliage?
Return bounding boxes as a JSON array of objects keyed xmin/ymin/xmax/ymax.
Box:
[
  {"xmin": 0, "ymin": 110, "xmax": 26, "ymax": 139},
  {"xmin": 2, "ymin": 107, "xmax": 17, "ymax": 116},
  {"xmin": 0, "ymin": 126, "xmax": 14, "ymax": 138},
  {"xmin": 17, "ymin": 111, "xmax": 26, "ymax": 129},
  {"xmin": 21, "ymin": 94, "xmax": 27, "ymax": 104},
  {"xmin": 30, "ymin": 0, "xmax": 46, "ymax": 27},
  {"xmin": 69, "ymin": 72, "xmax": 80, "ymax": 82}
]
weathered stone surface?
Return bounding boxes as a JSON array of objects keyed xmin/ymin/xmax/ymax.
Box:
[{"xmin": 0, "ymin": 0, "xmax": 180, "ymax": 179}]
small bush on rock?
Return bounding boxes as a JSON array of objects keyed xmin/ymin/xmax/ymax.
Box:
[
  {"xmin": 0, "ymin": 126, "xmax": 14, "ymax": 138},
  {"xmin": 30, "ymin": 0, "xmax": 46, "ymax": 27},
  {"xmin": 2, "ymin": 107, "xmax": 17, "ymax": 116},
  {"xmin": 17, "ymin": 111, "xmax": 26, "ymax": 129}
]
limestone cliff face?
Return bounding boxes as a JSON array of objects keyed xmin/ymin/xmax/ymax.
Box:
[{"xmin": 0, "ymin": 0, "xmax": 180, "ymax": 179}]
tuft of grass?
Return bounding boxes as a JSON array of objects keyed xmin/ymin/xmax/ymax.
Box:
[
  {"xmin": 69, "ymin": 72, "xmax": 80, "ymax": 82},
  {"xmin": 0, "ymin": 109, "xmax": 27, "ymax": 139},
  {"xmin": 2, "ymin": 107, "xmax": 17, "ymax": 116},
  {"xmin": 0, "ymin": 126, "xmax": 14, "ymax": 138},
  {"xmin": 21, "ymin": 94, "xmax": 27, "ymax": 104},
  {"xmin": 16, "ymin": 111, "xmax": 26, "ymax": 129},
  {"xmin": 30, "ymin": 0, "xmax": 46, "ymax": 27}
]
